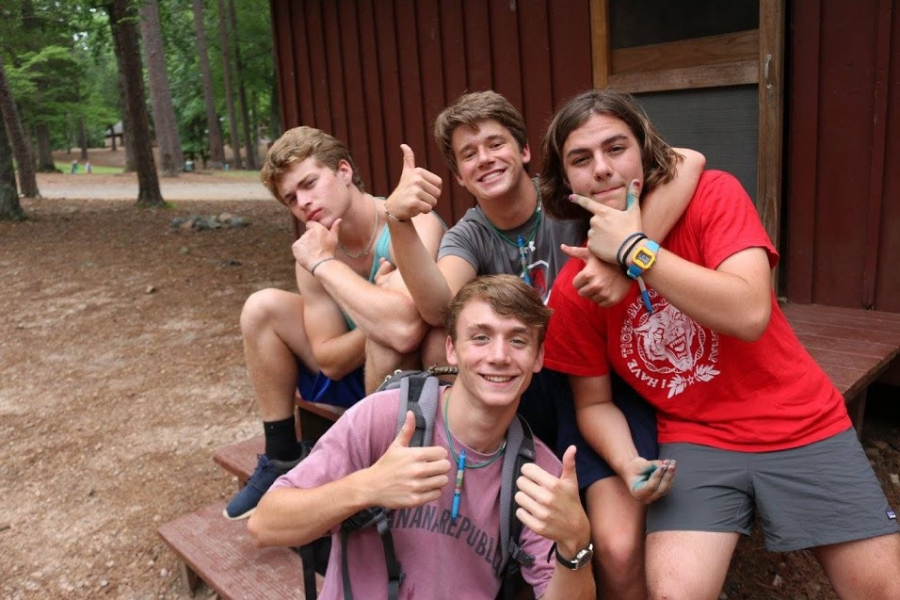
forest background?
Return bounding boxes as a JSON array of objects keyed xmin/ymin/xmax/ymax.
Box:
[{"xmin": 0, "ymin": 0, "xmax": 276, "ymax": 215}]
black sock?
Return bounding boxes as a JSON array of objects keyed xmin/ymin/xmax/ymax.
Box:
[{"xmin": 263, "ymin": 416, "xmax": 301, "ymax": 462}]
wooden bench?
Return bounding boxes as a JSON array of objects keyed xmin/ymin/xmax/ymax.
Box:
[
  {"xmin": 782, "ymin": 302, "xmax": 900, "ymax": 437},
  {"xmin": 165, "ymin": 401, "xmax": 344, "ymax": 599},
  {"xmin": 158, "ymin": 502, "xmax": 322, "ymax": 599}
]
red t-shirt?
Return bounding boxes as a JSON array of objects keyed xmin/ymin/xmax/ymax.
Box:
[{"xmin": 545, "ymin": 171, "xmax": 850, "ymax": 451}]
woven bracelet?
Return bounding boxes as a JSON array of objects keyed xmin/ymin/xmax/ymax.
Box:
[{"xmin": 616, "ymin": 232, "xmax": 646, "ymax": 270}]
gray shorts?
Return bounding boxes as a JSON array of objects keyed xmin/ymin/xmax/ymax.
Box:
[{"xmin": 647, "ymin": 428, "xmax": 899, "ymax": 551}]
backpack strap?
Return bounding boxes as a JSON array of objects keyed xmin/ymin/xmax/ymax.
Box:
[
  {"xmin": 341, "ymin": 510, "xmax": 403, "ymax": 600},
  {"xmin": 341, "ymin": 373, "xmax": 441, "ymax": 600},
  {"xmin": 298, "ymin": 544, "xmax": 319, "ymax": 600},
  {"xmin": 496, "ymin": 414, "xmax": 536, "ymax": 587},
  {"xmin": 395, "ymin": 374, "xmax": 439, "ymax": 447}
]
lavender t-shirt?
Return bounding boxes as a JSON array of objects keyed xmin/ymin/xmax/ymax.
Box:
[{"xmin": 271, "ymin": 388, "xmax": 560, "ymax": 599}]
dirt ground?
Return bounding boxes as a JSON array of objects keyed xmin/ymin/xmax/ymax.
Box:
[{"xmin": 0, "ymin": 165, "xmax": 898, "ymax": 600}]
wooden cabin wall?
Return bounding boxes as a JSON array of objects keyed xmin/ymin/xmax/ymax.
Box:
[
  {"xmin": 785, "ymin": 0, "xmax": 900, "ymax": 312},
  {"xmin": 269, "ymin": 0, "xmax": 594, "ymax": 225}
]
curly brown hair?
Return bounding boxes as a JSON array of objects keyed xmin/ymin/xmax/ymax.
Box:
[
  {"xmin": 260, "ymin": 126, "xmax": 365, "ymax": 204},
  {"xmin": 539, "ymin": 89, "xmax": 680, "ymax": 221}
]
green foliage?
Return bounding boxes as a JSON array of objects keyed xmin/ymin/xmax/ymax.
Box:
[{"xmin": 1, "ymin": 0, "xmax": 275, "ymax": 157}]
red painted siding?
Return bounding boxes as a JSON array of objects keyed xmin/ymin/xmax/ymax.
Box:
[
  {"xmin": 269, "ymin": 0, "xmax": 594, "ymax": 225},
  {"xmin": 786, "ymin": 0, "xmax": 900, "ymax": 311}
]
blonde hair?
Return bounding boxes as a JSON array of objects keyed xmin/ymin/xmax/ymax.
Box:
[{"xmin": 260, "ymin": 126, "xmax": 365, "ymax": 204}]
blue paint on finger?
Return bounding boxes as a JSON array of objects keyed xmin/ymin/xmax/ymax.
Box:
[
  {"xmin": 626, "ymin": 181, "xmax": 639, "ymax": 210},
  {"xmin": 632, "ymin": 464, "xmax": 658, "ymax": 490}
]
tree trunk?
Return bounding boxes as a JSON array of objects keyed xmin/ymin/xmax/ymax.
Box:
[
  {"xmin": 269, "ymin": 48, "xmax": 282, "ymax": 141},
  {"xmin": 116, "ymin": 67, "xmax": 137, "ymax": 173},
  {"xmin": 35, "ymin": 122, "xmax": 58, "ymax": 172},
  {"xmin": 0, "ymin": 62, "xmax": 39, "ymax": 198},
  {"xmin": 192, "ymin": 0, "xmax": 224, "ymax": 170},
  {"xmin": 109, "ymin": 124, "xmax": 117, "ymax": 151},
  {"xmin": 139, "ymin": 0, "xmax": 184, "ymax": 177},
  {"xmin": 216, "ymin": 0, "xmax": 241, "ymax": 169},
  {"xmin": 0, "ymin": 118, "xmax": 27, "ymax": 221},
  {"xmin": 78, "ymin": 117, "xmax": 88, "ymax": 161},
  {"xmin": 228, "ymin": 0, "xmax": 256, "ymax": 169},
  {"xmin": 107, "ymin": 0, "xmax": 164, "ymax": 207}
]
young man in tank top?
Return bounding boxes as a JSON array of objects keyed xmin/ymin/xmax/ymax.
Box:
[{"xmin": 224, "ymin": 126, "xmax": 445, "ymax": 520}]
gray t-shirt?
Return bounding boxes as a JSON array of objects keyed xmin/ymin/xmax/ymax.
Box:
[{"xmin": 438, "ymin": 203, "xmax": 586, "ymax": 304}]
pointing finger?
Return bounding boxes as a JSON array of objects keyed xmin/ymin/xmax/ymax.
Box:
[
  {"xmin": 568, "ymin": 193, "xmax": 600, "ymax": 214},
  {"xmin": 560, "ymin": 244, "xmax": 591, "ymax": 261}
]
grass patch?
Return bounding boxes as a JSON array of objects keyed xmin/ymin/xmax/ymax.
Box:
[
  {"xmin": 54, "ymin": 162, "xmax": 124, "ymax": 175},
  {"xmin": 216, "ymin": 169, "xmax": 262, "ymax": 180}
]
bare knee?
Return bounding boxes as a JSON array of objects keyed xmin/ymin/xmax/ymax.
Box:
[
  {"xmin": 241, "ymin": 288, "xmax": 301, "ymax": 337},
  {"xmin": 594, "ymin": 527, "xmax": 644, "ymax": 576}
]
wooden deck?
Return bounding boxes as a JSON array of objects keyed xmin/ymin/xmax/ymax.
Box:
[{"xmin": 782, "ymin": 302, "xmax": 900, "ymax": 435}]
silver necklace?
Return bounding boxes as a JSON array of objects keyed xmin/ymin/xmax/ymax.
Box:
[{"xmin": 338, "ymin": 196, "xmax": 378, "ymax": 259}]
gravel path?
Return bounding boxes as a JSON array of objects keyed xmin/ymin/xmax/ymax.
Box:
[{"xmin": 35, "ymin": 172, "xmax": 271, "ymax": 202}]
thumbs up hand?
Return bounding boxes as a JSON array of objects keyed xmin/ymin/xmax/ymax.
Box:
[
  {"xmin": 365, "ymin": 411, "xmax": 451, "ymax": 509},
  {"xmin": 514, "ymin": 445, "xmax": 591, "ymax": 550},
  {"xmin": 563, "ymin": 244, "xmax": 631, "ymax": 306},
  {"xmin": 382, "ymin": 144, "xmax": 443, "ymax": 222}
]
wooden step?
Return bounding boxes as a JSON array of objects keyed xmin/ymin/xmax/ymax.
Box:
[
  {"xmin": 158, "ymin": 501, "xmax": 321, "ymax": 599},
  {"xmin": 214, "ymin": 435, "xmax": 265, "ymax": 488}
]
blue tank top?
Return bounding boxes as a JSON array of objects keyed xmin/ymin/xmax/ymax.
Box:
[{"xmin": 343, "ymin": 224, "xmax": 391, "ymax": 331}]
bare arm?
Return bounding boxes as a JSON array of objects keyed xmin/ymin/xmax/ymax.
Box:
[
  {"xmin": 296, "ymin": 264, "xmax": 367, "ymax": 379},
  {"xmin": 641, "ymin": 148, "xmax": 705, "ymax": 240},
  {"xmin": 248, "ymin": 412, "xmax": 451, "ymax": 547},
  {"xmin": 294, "ymin": 214, "xmax": 440, "ymax": 354},
  {"xmin": 314, "ymin": 212, "xmax": 443, "ymax": 352},
  {"xmin": 571, "ymin": 185, "xmax": 772, "ymax": 340},
  {"xmin": 382, "ymin": 144, "xmax": 475, "ymax": 327},
  {"xmin": 569, "ymin": 375, "xmax": 673, "ymax": 501},
  {"xmin": 517, "ymin": 446, "xmax": 595, "ymax": 600},
  {"xmin": 641, "ymin": 247, "xmax": 772, "ymax": 340}
]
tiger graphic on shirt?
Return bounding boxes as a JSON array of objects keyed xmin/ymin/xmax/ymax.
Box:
[{"xmin": 620, "ymin": 292, "xmax": 720, "ymax": 398}]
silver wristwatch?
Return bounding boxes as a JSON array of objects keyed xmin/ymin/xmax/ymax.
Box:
[{"xmin": 555, "ymin": 541, "xmax": 594, "ymax": 571}]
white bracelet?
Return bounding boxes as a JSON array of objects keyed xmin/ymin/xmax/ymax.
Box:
[{"xmin": 383, "ymin": 205, "xmax": 408, "ymax": 223}]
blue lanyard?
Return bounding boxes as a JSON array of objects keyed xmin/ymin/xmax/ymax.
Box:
[{"xmin": 517, "ymin": 235, "xmax": 532, "ymax": 285}]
